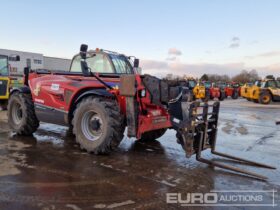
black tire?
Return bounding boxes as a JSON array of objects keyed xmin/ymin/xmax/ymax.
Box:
[
  {"xmin": 259, "ymin": 92, "xmax": 272, "ymax": 104},
  {"xmin": 139, "ymin": 128, "xmax": 167, "ymax": 141},
  {"xmin": 72, "ymin": 97, "xmax": 125, "ymax": 154},
  {"xmin": 8, "ymin": 92, "xmax": 39, "ymax": 135},
  {"xmin": 231, "ymin": 90, "xmax": 239, "ymax": 99},
  {"xmin": 219, "ymin": 91, "xmax": 225, "ymax": 101}
]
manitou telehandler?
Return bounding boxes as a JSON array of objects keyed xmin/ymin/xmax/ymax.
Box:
[
  {"xmin": 247, "ymin": 80, "xmax": 262, "ymax": 102},
  {"xmin": 7, "ymin": 45, "xmax": 275, "ymax": 180},
  {"xmin": 203, "ymin": 81, "xmax": 225, "ymax": 101},
  {"xmin": 240, "ymin": 82, "xmax": 253, "ymax": 99},
  {"xmin": 257, "ymin": 76, "xmax": 280, "ymax": 104},
  {"xmin": 193, "ymin": 81, "xmax": 210, "ymax": 101}
]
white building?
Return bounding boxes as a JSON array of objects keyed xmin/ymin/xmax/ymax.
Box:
[{"xmin": 0, "ymin": 48, "xmax": 71, "ymax": 76}]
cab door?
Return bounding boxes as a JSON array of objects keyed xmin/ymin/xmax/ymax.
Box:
[{"xmin": 0, "ymin": 55, "xmax": 10, "ymax": 99}]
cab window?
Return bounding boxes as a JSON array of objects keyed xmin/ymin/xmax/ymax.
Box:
[
  {"xmin": 70, "ymin": 54, "xmax": 114, "ymax": 73},
  {"xmin": 0, "ymin": 55, "xmax": 8, "ymax": 76},
  {"xmin": 204, "ymin": 82, "xmax": 211, "ymax": 88},
  {"xmin": 276, "ymin": 80, "xmax": 280, "ymax": 88},
  {"xmin": 267, "ymin": 81, "xmax": 277, "ymax": 88},
  {"xmin": 110, "ymin": 54, "xmax": 133, "ymax": 74}
]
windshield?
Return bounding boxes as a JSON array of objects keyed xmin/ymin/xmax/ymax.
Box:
[
  {"xmin": 217, "ymin": 83, "xmax": 226, "ymax": 88},
  {"xmin": 109, "ymin": 54, "xmax": 133, "ymax": 74},
  {"xmin": 0, "ymin": 55, "xmax": 8, "ymax": 76},
  {"xmin": 232, "ymin": 83, "xmax": 239, "ymax": 88},
  {"xmin": 276, "ymin": 80, "xmax": 280, "ymax": 88},
  {"xmin": 71, "ymin": 54, "xmax": 114, "ymax": 73},
  {"xmin": 261, "ymin": 80, "xmax": 279, "ymax": 88},
  {"xmin": 204, "ymin": 82, "xmax": 211, "ymax": 88},
  {"xmin": 255, "ymin": 81, "xmax": 261, "ymax": 87},
  {"xmin": 188, "ymin": 80, "xmax": 196, "ymax": 88}
]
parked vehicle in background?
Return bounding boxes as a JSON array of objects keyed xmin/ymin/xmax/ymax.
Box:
[
  {"xmin": 240, "ymin": 82, "xmax": 253, "ymax": 99},
  {"xmin": 203, "ymin": 81, "xmax": 225, "ymax": 101},
  {"xmin": 247, "ymin": 80, "xmax": 262, "ymax": 102},
  {"xmin": 0, "ymin": 55, "xmax": 21, "ymax": 109},
  {"xmin": 224, "ymin": 83, "xmax": 239, "ymax": 99},
  {"xmin": 232, "ymin": 82, "xmax": 241, "ymax": 96},
  {"xmin": 193, "ymin": 81, "xmax": 209, "ymax": 101},
  {"xmin": 258, "ymin": 77, "xmax": 280, "ymax": 104}
]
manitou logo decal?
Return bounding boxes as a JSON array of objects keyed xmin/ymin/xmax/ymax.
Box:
[{"xmin": 166, "ymin": 190, "xmax": 277, "ymax": 207}]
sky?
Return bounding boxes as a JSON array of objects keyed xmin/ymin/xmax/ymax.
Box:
[{"xmin": 0, "ymin": 0, "xmax": 279, "ymax": 77}]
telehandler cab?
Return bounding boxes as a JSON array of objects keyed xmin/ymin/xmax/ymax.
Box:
[
  {"xmin": 203, "ymin": 81, "xmax": 225, "ymax": 101},
  {"xmin": 0, "ymin": 54, "xmax": 21, "ymax": 109},
  {"xmin": 7, "ymin": 45, "xmax": 275, "ymax": 180},
  {"xmin": 258, "ymin": 76, "xmax": 280, "ymax": 104}
]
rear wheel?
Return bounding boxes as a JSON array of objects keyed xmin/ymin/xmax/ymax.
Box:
[
  {"xmin": 72, "ymin": 97, "xmax": 125, "ymax": 154},
  {"xmin": 259, "ymin": 92, "xmax": 272, "ymax": 104},
  {"xmin": 8, "ymin": 92, "xmax": 39, "ymax": 135},
  {"xmin": 139, "ymin": 128, "xmax": 167, "ymax": 141}
]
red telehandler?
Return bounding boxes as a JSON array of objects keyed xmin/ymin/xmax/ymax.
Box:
[{"xmin": 7, "ymin": 45, "xmax": 275, "ymax": 180}]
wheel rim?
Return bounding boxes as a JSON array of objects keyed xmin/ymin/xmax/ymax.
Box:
[
  {"xmin": 81, "ymin": 111, "xmax": 103, "ymax": 141},
  {"xmin": 263, "ymin": 96, "xmax": 270, "ymax": 103},
  {"xmin": 12, "ymin": 102, "xmax": 23, "ymax": 125}
]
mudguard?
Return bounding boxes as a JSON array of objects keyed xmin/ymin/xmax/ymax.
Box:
[
  {"xmin": 10, "ymin": 86, "xmax": 31, "ymax": 95},
  {"xmin": 75, "ymin": 88, "xmax": 114, "ymax": 103}
]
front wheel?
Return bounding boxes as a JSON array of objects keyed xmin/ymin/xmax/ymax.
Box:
[
  {"xmin": 72, "ymin": 97, "xmax": 125, "ymax": 154},
  {"xmin": 8, "ymin": 92, "xmax": 39, "ymax": 135},
  {"xmin": 259, "ymin": 92, "xmax": 272, "ymax": 104}
]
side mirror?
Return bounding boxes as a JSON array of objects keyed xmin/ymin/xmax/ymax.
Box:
[
  {"xmin": 80, "ymin": 44, "xmax": 88, "ymax": 59},
  {"xmin": 134, "ymin": 58, "xmax": 139, "ymax": 68}
]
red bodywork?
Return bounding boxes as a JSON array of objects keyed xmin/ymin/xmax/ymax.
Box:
[
  {"xmin": 225, "ymin": 82, "xmax": 240, "ymax": 97},
  {"xmin": 28, "ymin": 72, "xmax": 172, "ymax": 139},
  {"xmin": 208, "ymin": 87, "xmax": 220, "ymax": 99},
  {"xmin": 203, "ymin": 81, "xmax": 220, "ymax": 99}
]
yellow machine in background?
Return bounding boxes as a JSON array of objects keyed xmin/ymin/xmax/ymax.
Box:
[
  {"xmin": 0, "ymin": 55, "xmax": 22, "ymax": 109},
  {"xmin": 258, "ymin": 77, "xmax": 280, "ymax": 104},
  {"xmin": 241, "ymin": 82, "xmax": 253, "ymax": 99},
  {"xmin": 0, "ymin": 77, "xmax": 10, "ymax": 100},
  {"xmin": 193, "ymin": 82, "xmax": 207, "ymax": 101},
  {"xmin": 248, "ymin": 80, "xmax": 262, "ymax": 102},
  {"xmin": 0, "ymin": 55, "xmax": 10, "ymax": 106}
]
